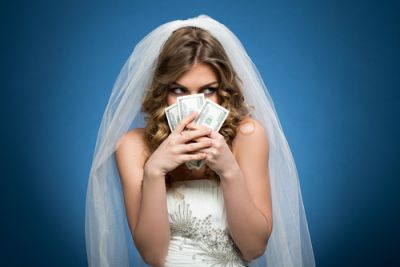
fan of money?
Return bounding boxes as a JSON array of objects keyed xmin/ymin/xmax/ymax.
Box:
[{"xmin": 164, "ymin": 93, "xmax": 229, "ymax": 169}]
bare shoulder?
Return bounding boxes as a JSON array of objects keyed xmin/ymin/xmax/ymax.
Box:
[
  {"xmin": 115, "ymin": 128, "xmax": 150, "ymax": 169},
  {"xmin": 232, "ymin": 117, "xmax": 269, "ymax": 157},
  {"xmin": 234, "ymin": 116, "xmax": 268, "ymax": 143}
]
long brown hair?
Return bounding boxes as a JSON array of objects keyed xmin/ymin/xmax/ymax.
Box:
[{"xmin": 140, "ymin": 26, "xmax": 253, "ymax": 188}]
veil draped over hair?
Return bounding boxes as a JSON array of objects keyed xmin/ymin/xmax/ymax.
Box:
[{"xmin": 85, "ymin": 14, "xmax": 315, "ymax": 267}]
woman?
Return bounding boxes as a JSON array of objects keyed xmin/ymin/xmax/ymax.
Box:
[{"xmin": 85, "ymin": 14, "xmax": 315, "ymax": 267}]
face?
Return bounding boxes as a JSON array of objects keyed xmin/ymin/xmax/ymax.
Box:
[{"xmin": 167, "ymin": 63, "xmax": 220, "ymax": 105}]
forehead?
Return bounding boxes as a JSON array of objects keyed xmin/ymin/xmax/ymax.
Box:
[{"xmin": 174, "ymin": 63, "xmax": 219, "ymax": 87}]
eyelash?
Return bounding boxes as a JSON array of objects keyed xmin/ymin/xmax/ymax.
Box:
[{"xmin": 168, "ymin": 87, "xmax": 217, "ymax": 95}]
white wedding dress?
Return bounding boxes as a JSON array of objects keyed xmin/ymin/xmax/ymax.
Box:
[{"xmin": 165, "ymin": 178, "xmax": 250, "ymax": 267}]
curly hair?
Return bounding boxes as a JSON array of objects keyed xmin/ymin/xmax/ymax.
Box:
[{"xmin": 140, "ymin": 26, "xmax": 253, "ymax": 188}]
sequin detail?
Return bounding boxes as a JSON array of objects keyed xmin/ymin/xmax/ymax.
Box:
[
  {"xmin": 171, "ymin": 183, "xmax": 186, "ymax": 201},
  {"xmin": 169, "ymin": 200, "xmax": 250, "ymax": 266}
]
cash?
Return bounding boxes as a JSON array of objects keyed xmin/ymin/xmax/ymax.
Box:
[
  {"xmin": 188, "ymin": 99, "xmax": 229, "ymax": 169},
  {"xmin": 164, "ymin": 103, "xmax": 179, "ymax": 131},
  {"xmin": 194, "ymin": 99, "xmax": 229, "ymax": 132},
  {"xmin": 164, "ymin": 94, "xmax": 229, "ymax": 170},
  {"xmin": 177, "ymin": 93, "xmax": 205, "ymax": 120}
]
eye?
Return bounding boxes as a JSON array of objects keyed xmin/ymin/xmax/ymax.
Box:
[
  {"xmin": 168, "ymin": 87, "xmax": 185, "ymax": 94},
  {"xmin": 202, "ymin": 87, "xmax": 217, "ymax": 95}
]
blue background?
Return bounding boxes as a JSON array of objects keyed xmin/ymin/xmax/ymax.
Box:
[{"xmin": 2, "ymin": 0, "xmax": 399, "ymax": 266}]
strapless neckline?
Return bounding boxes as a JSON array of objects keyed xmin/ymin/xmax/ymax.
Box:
[{"xmin": 171, "ymin": 178, "xmax": 219, "ymax": 186}]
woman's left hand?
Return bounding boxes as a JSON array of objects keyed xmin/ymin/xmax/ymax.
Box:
[{"xmin": 185, "ymin": 122, "xmax": 237, "ymax": 177}]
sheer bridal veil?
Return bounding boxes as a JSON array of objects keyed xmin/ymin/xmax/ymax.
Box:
[{"xmin": 85, "ymin": 14, "xmax": 316, "ymax": 267}]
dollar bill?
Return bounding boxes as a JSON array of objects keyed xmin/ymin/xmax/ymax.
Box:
[
  {"xmin": 175, "ymin": 93, "xmax": 206, "ymax": 169},
  {"xmin": 177, "ymin": 93, "xmax": 205, "ymax": 120},
  {"xmin": 164, "ymin": 103, "xmax": 179, "ymax": 131},
  {"xmin": 165, "ymin": 94, "xmax": 205, "ymax": 130},
  {"xmin": 194, "ymin": 99, "xmax": 230, "ymax": 132},
  {"xmin": 188, "ymin": 99, "xmax": 230, "ymax": 169},
  {"xmin": 164, "ymin": 96, "xmax": 229, "ymax": 170}
]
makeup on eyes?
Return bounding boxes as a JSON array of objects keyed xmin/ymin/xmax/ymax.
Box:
[
  {"xmin": 168, "ymin": 87, "xmax": 217, "ymax": 94},
  {"xmin": 168, "ymin": 82, "xmax": 219, "ymax": 95}
]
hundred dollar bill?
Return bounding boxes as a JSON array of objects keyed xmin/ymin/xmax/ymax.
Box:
[
  {"xmin": 188, "ymin": 99, "xmax": 230, "ymax": 169},
  {"xmin": 164, "ymin": 102, "xmax": 180, "ymax": 131}
]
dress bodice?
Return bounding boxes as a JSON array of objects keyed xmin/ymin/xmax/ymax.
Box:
[{"xmin": 165, "ymin": 179, "xmax": 250, "ymax": 266}]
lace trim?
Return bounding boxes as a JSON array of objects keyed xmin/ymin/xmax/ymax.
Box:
[{"xmin": 169, "ymin": 200, "xmax": 250, "ymax": 266}]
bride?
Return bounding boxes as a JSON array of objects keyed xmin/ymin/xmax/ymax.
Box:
[{"xmin": 85, "ymin": 15, "xmax": 315, "ymax": 267}]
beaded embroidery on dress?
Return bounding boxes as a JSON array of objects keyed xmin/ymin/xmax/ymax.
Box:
[{"xmin": 165, "ymin": 179, "xmax": 250, "ymax": 267}]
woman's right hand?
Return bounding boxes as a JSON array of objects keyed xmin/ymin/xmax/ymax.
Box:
[{"xmin": 144, "ymin": 111, "xmax": 213, "ymax": 177}]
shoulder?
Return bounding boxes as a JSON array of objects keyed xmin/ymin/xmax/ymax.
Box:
[
  {"xmin": 114, "ymin": 128, "xmax": 150, "ymax": 166},
  {"xmin": 115, "ymin": 128, "xmax": 146, "ymax": 150},
  {"xmin": 235, "ymin": 116, "xmax": 268, "ymax": 142},
  {"xmin": 232, "ymin": 117, "xmax": 269, "ymax": 157}
]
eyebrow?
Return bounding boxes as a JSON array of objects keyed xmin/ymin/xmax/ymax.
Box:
[{"xmin": 170, "ymin": 81, "xmax": 219, "ymax": 89}]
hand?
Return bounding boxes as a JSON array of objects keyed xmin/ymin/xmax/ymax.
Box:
[
  {"xmin": 144, "ymin": 112, "xmax": 213, "ymax": 177},
  {"xmin": 186, "ymin": 122, "xmax": 238, "ymax": 177}
]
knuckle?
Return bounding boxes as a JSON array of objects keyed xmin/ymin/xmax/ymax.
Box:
[
  {"xmin": 171, "ymin": 146, "xmax": 179, "ymax": 154},
  {"xmin": 183, "ymin": 131, "xmax": 191, "ymax": 139},
  {"xmin": 190, "ymin": 131, "xmax": 198, "ymax": 138},
  {"xmin": 202, "ymin": 141, "xmax": 210, "ymax": 147},
  {"xmin": 176, "ymin": 156, "xmax": 183, "ymax": 164}
]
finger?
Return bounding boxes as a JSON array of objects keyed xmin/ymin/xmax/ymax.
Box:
[
  {"xmin": 180, "ymin": 128, "xmax": 211, "ymax": 143},
  {"xmin": 180, "ymin": 152, "xmax": 207, "ymax": 162},
  {"xmin": 191, "ymin": 136, "xmax": 213, "ymax": 143},
  {"xmin": 197, "ymin": 147, "xmax": 216, "ymax": 156},
  {"xmin": 185, "ymin": 122, "xmax": 211, "ymax": 131},
  {"xmin": 196, "ymin": 148, "xmax": 210, "ymax": 154},
  {"xmin": 174, "ymin": 111, "xmax": 197, "ymax": 133},
  {"xmin": 209, "ymin": 130, "xmax": 219, "ymax": 139},
  {"xmin": 179, "ymin": 140, "xmax": 212, "ymax": 153}
]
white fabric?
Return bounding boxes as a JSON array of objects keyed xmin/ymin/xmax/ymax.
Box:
[
  {"xmin": 85, "ymin": 14, "xmax": 316, "ymax": 267},
  {"xmin": 165, "ymin": 179, "xmax": 247, "ymax": 267}
]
